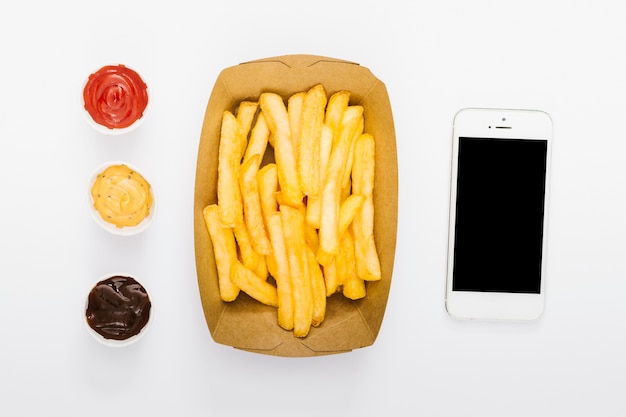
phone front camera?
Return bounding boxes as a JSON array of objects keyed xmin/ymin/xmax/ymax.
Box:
[{"xmin": 502, "ymin": 117, "xmax": 506, "ymax": 122}]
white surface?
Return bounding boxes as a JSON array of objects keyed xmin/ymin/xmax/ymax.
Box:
[{"xmin": 1, "ymin": 1, "xmax": 625, "ymax": 416}]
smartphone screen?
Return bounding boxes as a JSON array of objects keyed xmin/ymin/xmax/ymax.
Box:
[{"xmin": 452, "ymin": 136, "xmax": 548, "ymax": 294}]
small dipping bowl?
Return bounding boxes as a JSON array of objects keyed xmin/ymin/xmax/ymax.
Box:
[
  {"xmin": 82, "ymin": 64, "xmax": 149, "ymax": 135},
  {"xmin": 88, "ymin": 161, "xmax": 157, "ymax": 236},
  {"xmin": 84, "ymin": 274, "xmax": 152, "ymax": 347}
]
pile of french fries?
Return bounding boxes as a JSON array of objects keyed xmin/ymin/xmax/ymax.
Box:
[{"xmin": 203, "ymin": 84, "xmax": 381, "ymax": 338}]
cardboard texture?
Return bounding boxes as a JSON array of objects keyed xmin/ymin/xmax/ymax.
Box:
[{"xmin": 194, "ymin": 55, "xmax": 398, "ymax": 357}]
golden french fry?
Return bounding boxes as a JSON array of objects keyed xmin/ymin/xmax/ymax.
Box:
[
  {"xmin": 341, "ymin": 179, "xmax": 352, "ymax": 203},
  {"xmin": 230, "ymin": 261, "xmax": 278, "ymax": 307},
  {"xmin": 259, "ymin": 93, "xmax": 302, "ymax": 207},
  {"xmin": 353, "ymin": 198, "xmax": 380, "ymax": 281},
  {"xmin": 295, "ymin": 204, "xmax": 320, "ymax": 253},
  {"xmin": 298, "ymin": 84, "xmax": 327, "ymax": 198},
  {"xmin": 316, "ymin": 182, "xmax": 339, "ymax": 267},
  {"xmin": 342, "ymin": 277, "xmax": 366, "ymax": 300},
  {"xmin": 339, "ymin": 230, "xmax": 366, "ymax": 300},
  {"xmin": 317, "ymin": 106, "xmax": 364, "ymax": 266},
  {"xmin": 266, "ymin": 213, "xmax": 294, "ymax": 331},
  {"xmin": 305, "ymin": 124, "xmax": 333, "ymax": 229},
  {"xmin": 305, "ymin": 201, "xmax": 320, "ymax": 230},
  {"xmin": 265, "ymin": 253, "xmax": 278, "ymax": 283},
  {"xmin": 203, "ymin": 204, "xmax": 240, "ymax": 302},
  {"xmin": 233, "ymin": 217, "xmax": 267, "ymax": 280},
  {"xmin": 259, "ymin": 164, "xmax": 279, "ymax": 283},
  {"xmin": 341, "ymin": 116, "xmax": 363, "ymax": 189},
  {"xmin": 338, "ymin": 194, "xmax": 365, "ymax": 238},
  {"xmin": 280, "ymin": 205, "xmax": 313, "ymax": 338},
  {"xmin": 323, "ymin": 259, "xmax": 340, "ymax": 297},
  {"xmin": 236, "ymin": 101, "xmax": 258, "ymax": 138},
  {"xmin": 352, "ymin": 133, "xmax": 375, "ymax": 194},
  {"xmin": 243, "ymin": 111, "xmax": 270, "ymax": 165},
  {"xmin": 304, "ymin": 222, "xmax": 320, "ymax": 254},
  {"xmin": 319, "ymin": 125, "xmax": 333, "ymax": 183},
  {"xmin": 306, "ymin": 246, "xmax": 326, "ymax": 327},
  {"xmin": 352, "ymin": 133, "xmax": 381, "ymax": 281},
  {"xmin": 217, "ymin": 111, "xmax": 244, "ymax": 228},
  {"xmin": 324, "ymin": 90, "xmax": 350, "ymax": 143},
  {"xmin": 271, "ymin": 191, "xmax": 285, "ymax": 207},
  {"xmin": 239, "ymin": 154, "xmax": 272, "ymax": 256},
  {"xmin": 235, "ymin": 101, "xmax": 259, "ymax": 165},
  {"xmin": 257, "ymin": 163, "xmax": 278, "ymax": 225},
  {"xmin": 254, "ymin": 255, "xmax": 268, "ymax": 281},
  {"xmin": 288, "ymin": 91, "xmax": 305, "ymax": 164},
  {"xmin": 267, "ymin": 132, "xmax": 275, "ymax": 149},
  {"xmin": 329, "ymin": 106, "xmax": 364, "ymax": 181}
]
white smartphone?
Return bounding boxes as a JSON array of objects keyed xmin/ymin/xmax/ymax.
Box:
[{"xmin": 446, "ymin": 108, "xmax": 552, "ymax": 321}]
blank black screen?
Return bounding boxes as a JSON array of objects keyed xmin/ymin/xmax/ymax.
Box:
[{"xmin": 452, "ymin": 137, "xmax": 548, "ymax": 293}]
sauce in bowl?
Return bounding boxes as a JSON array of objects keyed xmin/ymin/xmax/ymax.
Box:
[
  {"xmin": 91, "ymin": 163, "xmax": 153, "ymax": 229},
  {"xmin": 85, "ymin": 275, "xmax": 152, "ymax": 342},
  {"xmin": 83, "ymin": 64, "xmax": 148, "ymax": 131}
]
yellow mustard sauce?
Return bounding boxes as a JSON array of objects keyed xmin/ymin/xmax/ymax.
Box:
[{"xmin": 91, "ymin": 164, "xmax": 153, "ymax": 228}]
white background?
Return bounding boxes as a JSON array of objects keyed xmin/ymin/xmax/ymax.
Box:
[{"xmin": 1, "ymin": 1, "xmax": 625, "ymax": 416}]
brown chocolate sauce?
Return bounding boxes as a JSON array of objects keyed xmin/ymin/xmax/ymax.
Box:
[{"xmin": 86, "ymin": 275, "xmax": 151, "ymax": 341}]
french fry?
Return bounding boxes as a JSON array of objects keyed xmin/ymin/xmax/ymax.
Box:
[
  {"xmin": 230, "ymin": 261, "xmax": 278, "ymax": 307},
  {"xmin": 280, "ymin": 205, "xmax": 313, "ymax": 338},
  {"xmin": 203, "ymin": 204, "xmax": 240, "ymax": 302},
  {"xmin": 259, "ymin": 93, "xmax": 303, "ymax": 207},
  {"xmin": 265, "ymin": 253, "xmax": 278, "ymax": 284},
  {"xmin": 339, "ymin": 230, "xmax": 366, "ymax": 300},
  {"xmin": 353, "ymin": 198, "xmax": 380, "ymax": 281},
  {"xmin": 217, "ymin": 111, "xmax": 244, "ymax": 228},
  {"xmin": 305, "ymin": 124, "xmax": 333, "ymax": 229},
  {"xmin": 352, "ymin": 133, "xmax": 376, "ymax": 195},
  {"xmin": 273, "ymin": 191, "xmax": 287, "ymax": 207},
  {"xmin": 324, "ymin": 90, "xmax": 350, "ymax": 143},
  {"xmin": 351, "ymin": 133, "xmax": 381, "ymax": 281},
  {"xmin": 243, "ymin": 111, "xmax": 270, "ymax": 165},
  {"xmin": 317, "ymin": 106, "xmax": 364, "ymax": 266},
  {"xmin": 236, "ymin": 101, "xmax": 259, "ymax": 161},
  {"xmin": 266, "ymin": 213, "xmax": 294, "ymax": 331},
  {"xmin": 236, "ymin": 101, "xmax": 258, "ymax": 134},
  {"xmin": 233, "ymin": 217, "xmax": 267, "ymax": 280},
  {"xmin": 306, "ymin": 246, "xmax": 326, "ymax": 327},
  {"xmin": 319, "ymin": 125, "xmax": 333, "ymax": 182},
  {"xmin": 288, "ymin": 92, "xmax": 305, "ymax": 164},
  {"xmin": 257, "ymin": 163, "xmax": 279, "ymax": 284},
  {"xmin": 323, "ymin": 259, "xmax": 340, "ymax": 296},
  {"xmin": 298, "ymin": 84, "xmax": 327, "ymax": 198},
  {"xmin": 316, "ymin": 182, "xmax": 339, "ymax": 267},
  {"xmin": 338, "ymin": 194, "xmax": 366, "ymax": 238},
  {"xmin": 304, "ymin": 221, "xmax": 320, "ymax": 254},
  {"xmin": 295, "ymin": 204, "xmax": 320, "ymax": 253},
  {"xmin": 239, "ymin": 154, "xmax": 272, "ymax": 255},
  {"xmin": 341, "ymin": 115, "xmax": 363, "ymax": 189},
  {"xmin": 257, "ymin": 163, "xmax": 278, "ymax": 223}
]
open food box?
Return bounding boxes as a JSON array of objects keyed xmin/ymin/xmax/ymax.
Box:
[{"xmin": 193, "ymin": 54, "xmax": 398, "ymax": 357}]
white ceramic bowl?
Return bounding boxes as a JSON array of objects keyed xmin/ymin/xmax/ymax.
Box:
[
  {"xmin": 88, "ymin": 161, "xmax": 157, "ymax": 236},
  {"xmin": 82, "ymin": 64, "xmax": 150, "ymax": 135},
  {"xmin": 84, "ymin": 273, "xmax": 153, "ymax": 347}
]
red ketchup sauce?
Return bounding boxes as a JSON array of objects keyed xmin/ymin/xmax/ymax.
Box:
[{"xmin": 83, "ymin": 65, "xmax": 148, "ymax": 130}]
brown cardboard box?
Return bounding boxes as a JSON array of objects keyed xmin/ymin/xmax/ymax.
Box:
[{"xmin": 193, "ymin": 55, "xmax": 398, "ymax": 357}]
